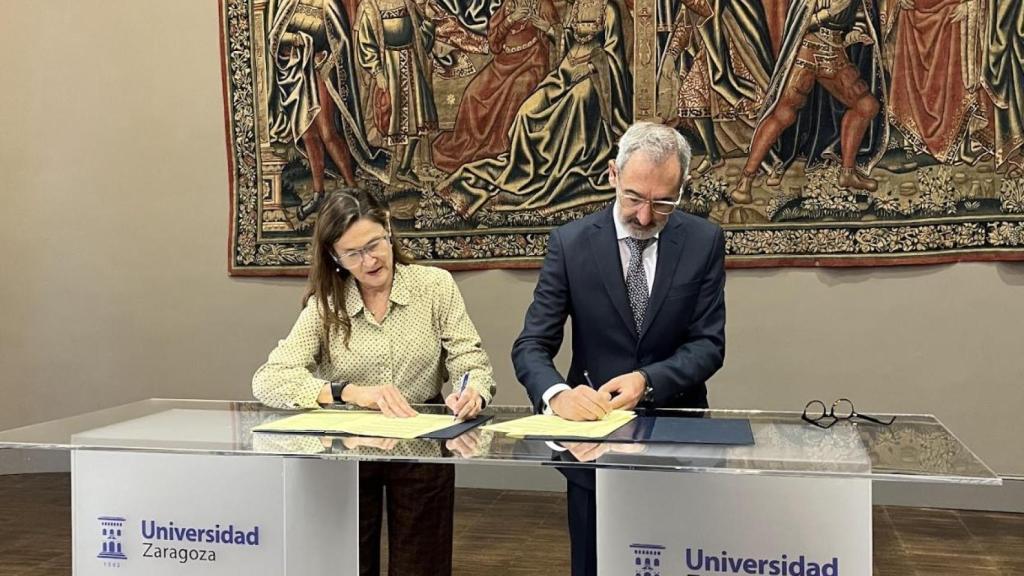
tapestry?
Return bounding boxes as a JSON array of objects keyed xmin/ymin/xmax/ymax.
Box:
[{"xmin": 221, "ymin": 0, "xmax": 1024, "ymax": 274}]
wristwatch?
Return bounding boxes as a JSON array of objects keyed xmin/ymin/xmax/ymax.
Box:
[
  {"xmin": 637, "ymin": 369, "xmax": 655, "ymax": 407},
  {"xmin": 330, "ymin": 380, "xmax": 350, "ymax": 404}
]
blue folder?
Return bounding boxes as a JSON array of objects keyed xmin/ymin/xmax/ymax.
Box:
[
  {"xmin": 421, "ymin": 415, "xmax": 493, "ymax": 440},
  {"xmin": 525, "ymin": 416, "xmax": 754, "ymax": 445}
]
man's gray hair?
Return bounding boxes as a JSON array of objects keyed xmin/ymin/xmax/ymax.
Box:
[{"xmin": 614, "ymin": 121, "xmax": 692, "ymax": 181}]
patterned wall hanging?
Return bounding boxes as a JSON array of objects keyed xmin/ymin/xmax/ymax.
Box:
[{"xmin": 222, "ymin": 0, "xmax": 1024, "ymax": 274}]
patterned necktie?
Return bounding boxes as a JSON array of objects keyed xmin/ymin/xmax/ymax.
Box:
[{"xmin": 625, "ymin": 237, "xmax": 654, "ymax": 332}]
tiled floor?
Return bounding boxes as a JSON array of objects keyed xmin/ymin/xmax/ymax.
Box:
[{"xmin": 1, "ymin": 474, "xmax": 1021, "ymax": 575}]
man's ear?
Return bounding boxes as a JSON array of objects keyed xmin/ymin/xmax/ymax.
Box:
[
  {"xmin": 608, "ymin": 160, "xmax": 618, "ymax": 187},
  {"xmin": 680, "ymin": 175, "xmax": 691, "ymax": 196}
]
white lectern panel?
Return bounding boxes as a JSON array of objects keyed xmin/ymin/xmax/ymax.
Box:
[{"xmin": 72, "ymin": 451, "xmax": 358, "ymax": 576}]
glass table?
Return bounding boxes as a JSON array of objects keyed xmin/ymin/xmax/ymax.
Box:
[{"xmin": 0, "ymin": 399, "xmax": 1001, "ymax": 576}]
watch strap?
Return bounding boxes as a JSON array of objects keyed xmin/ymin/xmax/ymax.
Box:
[
  {"xmin": 636, "ymin": 369, "xmax": 655, "ymax": 406},
  {"xmin": 330, "ymin": 380, "xmax": 349, "ymax": 403}
]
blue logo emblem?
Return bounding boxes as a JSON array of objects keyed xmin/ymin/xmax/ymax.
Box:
[
  {"xmin": 630, "ymin": 543, "xmax": 664, "ymax": 576},
  {"xmin": 98, "ymin": 516, "xmax": 127, "ymax": 563}
]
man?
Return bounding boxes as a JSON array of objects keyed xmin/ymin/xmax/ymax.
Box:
[
  {"xmin": 511, "ymin": 121, "xmax": 726, "ymax": 576},
  {"xmin": 355, "ymin": 0, "xmax": 440, "ymax": 187},
  {"xmin": 730, "ymin": 0, "xmax": 888, "ymax": 202}
]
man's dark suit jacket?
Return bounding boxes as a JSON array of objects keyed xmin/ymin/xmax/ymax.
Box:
[{"xmin": 512, "ymin": 206, "xmax": 726, "ymax": 411}]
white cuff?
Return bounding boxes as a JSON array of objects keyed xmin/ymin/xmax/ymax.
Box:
[{"xmin": 541, "ymin": 383, "xmax": 571, "ymax": 415}]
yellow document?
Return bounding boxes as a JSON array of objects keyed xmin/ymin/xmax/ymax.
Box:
[
  {"xmin": 482, "ymin": 410, "xmax": 636, "ymax": 439},
  {"xmin": 253, "ymin": 410, "xmax": 458, "ymax": 439}
]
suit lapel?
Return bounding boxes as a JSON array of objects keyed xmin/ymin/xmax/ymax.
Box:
[
  {"xmin": 639, "ymin": 214, "xmax": 687, "ymax": 339},
  {"xmin": 588, "ymin": 208, "xmax": 637, "ymax": 338}
]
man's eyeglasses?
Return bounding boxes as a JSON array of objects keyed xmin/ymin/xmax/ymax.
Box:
[
  {"xmin": 618, "ymin": 190, "xmax": 681, "ymax": 215},
  {"xmin": 334, "ymin": 235, "xmax": 391, "ymax": 268},
  {"xmin": 802, "ymin": 398, "xmax": 896, "ymax": 429}
]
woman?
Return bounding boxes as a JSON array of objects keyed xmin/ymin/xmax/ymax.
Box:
[
  {"xmin": 252, "ymin": 191, "xmax": 497, "ymax": 576},
  {"xmin": 442, "ymin": 0, "xmax": 633, "ymax": 217},
  {"xmin": 431, "ymin": 0, "xmax": 561, "ymax": 173}
]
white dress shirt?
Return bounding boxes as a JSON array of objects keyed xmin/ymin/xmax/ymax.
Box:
[{"xmin": 541, "ymin": 202, "xmax": 660, "ymax": 412}]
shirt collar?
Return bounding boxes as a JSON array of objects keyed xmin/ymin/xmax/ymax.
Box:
[
  {"xmin": 612, "ymin": 199, "xmax": 662, "ymax": 242},
  {"xmin": 343, "ymin": 264, "xmax": 412, "ymax": 317}
]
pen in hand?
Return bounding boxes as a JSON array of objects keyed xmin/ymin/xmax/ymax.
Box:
[
  {"xmin": 584, "ymin": 370, "xmax": 611, "ymax": 419},
  {"xmin": 452, "ymin": 372, "xmax": 470, "ymax": 423}
]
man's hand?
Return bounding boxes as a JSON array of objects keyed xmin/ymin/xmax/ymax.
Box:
[
  {"xmin": 843, "ymin": 30, "xmax": 873, "ymax": 46},
  {"xmin": 422, "ymin": 0, "xmax": 441, "ymax": 19},
  {"xmin": 445, "ymin": 387, "xmax": 483, "ymax": 422},
  {"xmin": 549, "ymin": 385, "xmax": 613, "ymax": 421},
  {"xmin": 598, "ymin": 371, "xmax": 647, "ymax": 411},
  {"xmin": 563, "ymin": 441, "xmax": 647, "ymax": 462},
  {"xmin": 563, "ymin": 442, "xmax": 612, "ymax": 462},
  {"xmin": 342, "ymin": 385, "xmax": 418, "ymax": 418}
]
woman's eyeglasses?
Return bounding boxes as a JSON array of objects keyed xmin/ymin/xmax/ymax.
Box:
[
  {"xmin": 334, "ymin": 235, "xmax": 390, "ymax": 268},
  {"xmin": 802, "ymin": 398, "xmax": 896, "ymax": 429}
]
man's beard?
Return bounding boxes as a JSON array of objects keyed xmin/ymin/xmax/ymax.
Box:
[{"xmin": 614, "ymin": 201, "xmax": 666, "ymax": 240}]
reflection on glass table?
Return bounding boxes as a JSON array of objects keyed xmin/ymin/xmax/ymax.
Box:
[{"xmin": 0, "ymin": 399, "xmax": 1000, "ymax": 484}]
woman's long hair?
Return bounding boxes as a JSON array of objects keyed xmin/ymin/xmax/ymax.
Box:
[{"xmin": 305, "ymin": 191, "xmax": 412, "ymax": 350}]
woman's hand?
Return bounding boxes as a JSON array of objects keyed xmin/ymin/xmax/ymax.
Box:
[
  {"xmin": 509, "ymin": 4, "xmax": 532, "ymax": 22},
  {"xmin": 445, "ymin": 386, "xmax": 483, "ymax": 422},
  {"xmin": 569, "ymin": 63, "xmax": 593, "ymax": 83},
  {"xmin": 446, "ymin": 429, "xmax": 486, "ymax": 458},
  {"xmin": 342, "ymin": 436, "xmax": 400, "ymax": 451},
  {"xmin": 528, "ymin": 14, "xmax": 551, "ymax": 33},
  {"xmin": 342, "ymin": 384, "xmax": 418, "ymax": 417}
]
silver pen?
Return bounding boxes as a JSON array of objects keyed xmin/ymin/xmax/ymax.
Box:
[
  {"xmin": 583, "ymin": 370, "xmax": 596, "ymax": 388},
  {"xmin": 453, "ymin": 372, "xmax": 470, "ymax": 423}
]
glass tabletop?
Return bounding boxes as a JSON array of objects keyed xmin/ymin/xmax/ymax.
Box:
[{"xmin": 0, "ymin": 399, "xmax": 1000, "ymax": 485}]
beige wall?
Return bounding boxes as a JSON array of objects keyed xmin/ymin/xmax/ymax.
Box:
[{"xmin": 1, "ymin": 0, "xmax": 1021, "ymax": 483}]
